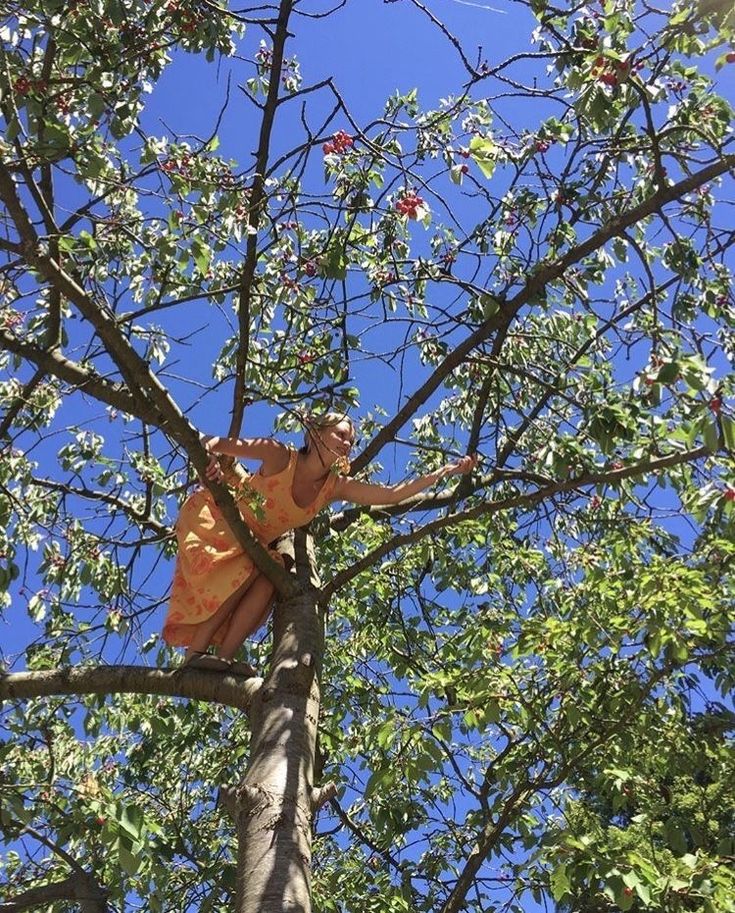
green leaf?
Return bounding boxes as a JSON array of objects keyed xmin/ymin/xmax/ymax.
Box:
[
  {"xmin": 322, "ymin": 243, "xmax": 348, "ymax": 280},
  {"xmin": 118, "ymin": 840, "xmax": 141, "ymax": 875},
  {"xmin": 120, "ymin": 803, "xmax": 144, "ymax": 840},
  {"xmin": 703, "ymin": 419, "xmax": 719, "ymax": 454},
  {"xmin": 449, "ymin": 164, "xmax": 465, "ymax": 185},
  {"xmin": 657, "ymin": 361, "xmax": 679, "ymax": 384},
  {"xmin": 722, "ymin": 416, "xmax": 735, "ymax": 452},
  {"xmin": 550, "ymin": 864, "xmax": 570, "ymax": 901},
  {"xmin": 664, "ymin": 818, "xmax": 687, "ymax": 855},
  {"xmin": 191, "ymin": 238, "xmax": 211, "ymax": 275},
  {"xmin": 468, "ymin": 136, "xmax": 498, "ymax": 179}
]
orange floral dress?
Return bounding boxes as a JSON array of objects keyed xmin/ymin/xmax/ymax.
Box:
[{"xmin": 163, "ymin": 448, "xmax": 337, "ymax": 647}]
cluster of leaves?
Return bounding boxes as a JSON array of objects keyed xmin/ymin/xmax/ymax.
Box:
[
  {"xmin": 311, "ymin": 517, "xmax": 734, "ymax": 912},
  {"xmin": 1, "ymin": 686, "xmax": 249, "ymax": 911},
  {"xmin": 544, "ymin": 704, "xmax": 735, "ymax": 913}
]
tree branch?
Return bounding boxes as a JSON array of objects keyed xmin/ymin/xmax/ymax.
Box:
[
  {"xmin": 0, "ymin": 665, "xmax": 262, "ymax": 712},
  {"xmin": 0, "ymin": 162, "xmax": 297, "ymax": 597},
  {"xmin": 350, "ymin": 154, "xmax": 735, "ymax": 473},
  {"xmin": 438, "ymin": 659, "xmax": 684, "ymax": 913},
  {"xmin": 0, "ymin": 873, "xmax": 107, "ymax": 913},
  {"xmin": 323, "ymin": 445, "xmax": 709, "ymax": 599},
  {"xmin": 0, "ymin": 329, "xmax": 151, "ymax": 420},
  {"xmin": 0, "ymin": 368, "xmax": 45, "ymax": 439},
  {"xmin": 30, "ymin": 476, "xmax": 172, "ymax": 539},
  {"xmin": 230, "ymin": 0, "xmax": 295, "ymax": 436}
]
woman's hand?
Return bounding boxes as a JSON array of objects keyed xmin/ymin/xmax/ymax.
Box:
[
  {"xmin": 204, "ymin": 454, "xmax": 223, "ymax": 482},
  {"xmin": 197, "ymin": 437, "xmax": 223, "ymax": 483},
  {"xmin": 442, "ymin": 453, "xmax": 479, "ymax": 477}
]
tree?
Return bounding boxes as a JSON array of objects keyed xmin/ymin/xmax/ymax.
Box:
[
  {"xmin": 542, "ymin": 679, "xmax": 735, "ymax": 913},
  {"xmin": 1, "ymin": 0, "xmax": 734, "ymax": 911}
]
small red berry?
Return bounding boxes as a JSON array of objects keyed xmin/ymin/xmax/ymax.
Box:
[
  {"xmin": 726, "ymin": 52, "xmax": 735, "ymax": 63},
  {"xmin": 724, "ymin": 488, "xmax": 735, "ymax": 502},
  {"xmin": 709, "ymin": 396, "xmax": 722, "ymax": 415},
  {"xmin": 395, "ymin": 192, "xmax": 424, "ymax": 219},
  {"xmin": 460, "ymin": 163, "xmax": 469, "ymax": 174}
]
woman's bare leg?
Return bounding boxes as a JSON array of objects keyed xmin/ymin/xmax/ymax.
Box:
[
  {"xmin": 184, "ymin": 577, "xmax": 255, "ymax": 658},
  {"xmin": 184, "ymin": 599, "xmax": 237, "ymax": 658},
  {"xmin": 217, "ymin": 574, "xmax": 275, "ymax": 660}
]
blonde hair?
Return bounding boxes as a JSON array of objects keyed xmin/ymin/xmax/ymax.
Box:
[{"xmin": 300, "ymin": 411, "xmax": 355, "ymax": 454}]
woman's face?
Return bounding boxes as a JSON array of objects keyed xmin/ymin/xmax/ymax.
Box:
[{"xmin": 313, "ymin": 419, "xmax": 354, "ymax": 462}]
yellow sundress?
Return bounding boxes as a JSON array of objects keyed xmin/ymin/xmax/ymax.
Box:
[{"xmin": 163, "ymin": 448, "xmax": 337, "ymax": 647}]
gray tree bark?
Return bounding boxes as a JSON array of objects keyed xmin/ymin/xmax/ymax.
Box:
[{"xmin": 223, "ymin": 529, "xmax": 328, "ymax": 913}]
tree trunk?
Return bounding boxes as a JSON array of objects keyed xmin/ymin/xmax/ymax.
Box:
[{"xmin": 230, "ymin": 529, "xmax": 325, "ymax": 913}]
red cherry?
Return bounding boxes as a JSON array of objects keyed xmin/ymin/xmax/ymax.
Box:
[
  {"xmin": 709, "ymin": 396, "xmax": 722, "ymax": 415},
  {"xmin": 727, "ymin": 52, "xmax": 735, "ymax": 63},
  {"xmin": 599, "ymin": 72, "xmax": 618, "ymax": 86},
  {"xmin": 395, "ymin": 193, "xmax": 424, "ymax": 219},
  {"xmin": 298, "ymin": 351, "xmax": 313, "ymax": 364},
  {"xmin": 303, "ymin": 260, "xmax": 317, "ymax": 277},
  {"xmin": 724, "ymin": 488, "xmax": 735, "ymax": 502},
  {"xmin": 95, "ymin": 816, "xmax": 106, "ymax": 825},
  {"xmin": 460, "ymin": 163, "xmax": 469, "ymax": 174},
  {"xmin": 333, "ymin": 129, "xmax": 354, "ymax": 151},
  {"xmin": 14, "ymin": 76, "xmax": 31, "ymax": 95},
  {"xmin": 623, "ymin": 888, "xmax": 634, "ymax": 897}
]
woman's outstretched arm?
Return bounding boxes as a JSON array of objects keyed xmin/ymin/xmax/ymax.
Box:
[
  {"xmin": 333, "ymin": 454, "xmax": 478, "ymax": 506},
  {"xmin": 200, "ymin": 435, "xmax": 289, "ymax": 481}
]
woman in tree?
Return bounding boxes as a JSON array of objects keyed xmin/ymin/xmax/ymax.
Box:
[{"xmin": 163, "ymin": 412, "xmax": 477, "ymax": 673}]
